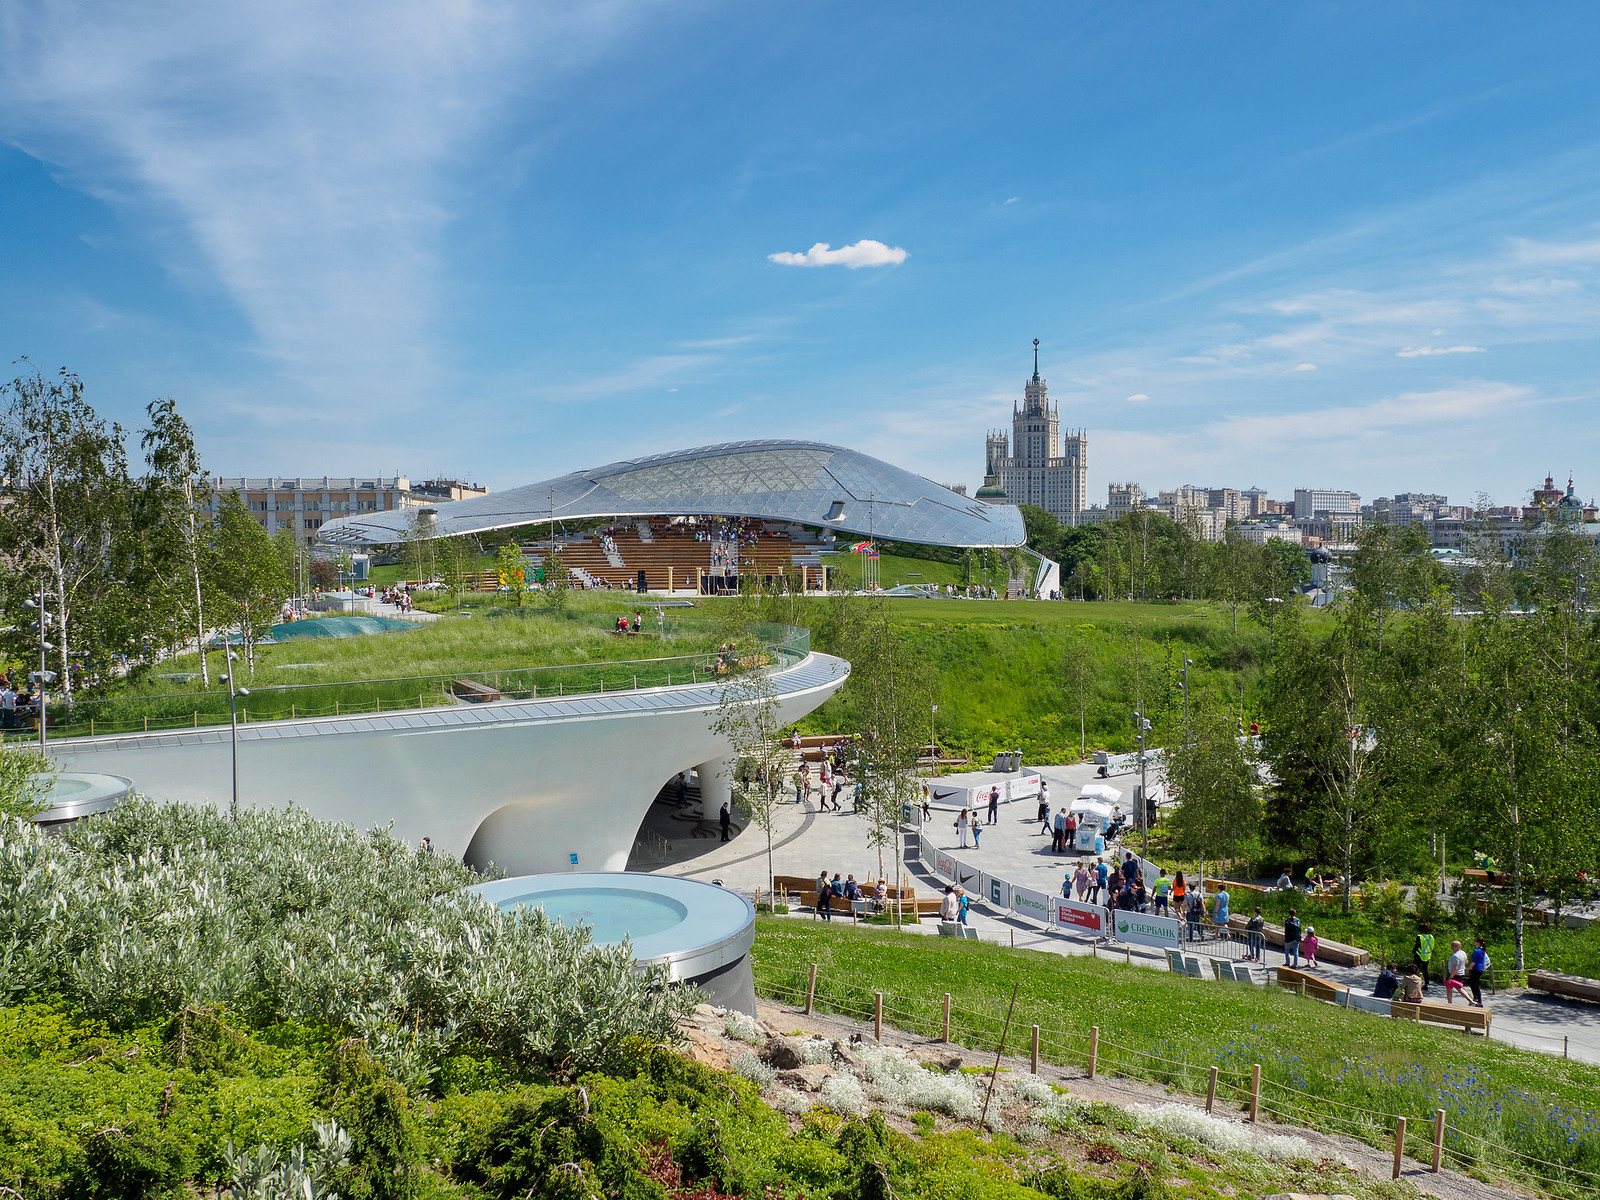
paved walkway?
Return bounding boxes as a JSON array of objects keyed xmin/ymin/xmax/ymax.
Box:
[{"xmin": 653, "ymin": 764, "xmax": 1600, "ymax": 1067}]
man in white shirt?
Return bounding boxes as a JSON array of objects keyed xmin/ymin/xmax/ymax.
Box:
[{"xmin": 0, "ymin": 683, "xmax": 14, "ymax": 729}]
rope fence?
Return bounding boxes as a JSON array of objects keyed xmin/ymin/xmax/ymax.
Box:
[{"xmin": 755, "ymin": 961, "xmax": 1600, "ymax": 1198}]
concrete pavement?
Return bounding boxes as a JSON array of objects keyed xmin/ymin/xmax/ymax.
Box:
[{"xmin": 650, "ymin": 761, "xmax": 1600, "ymax": 1067}]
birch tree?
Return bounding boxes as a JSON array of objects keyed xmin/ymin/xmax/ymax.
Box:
[
  {"xmin": 138, "ymin": 398, "xmax": 214, "ymax": 685},
  {"xmin": 709, "ymin": 649, "xmax": 787, "ymax": 902}
]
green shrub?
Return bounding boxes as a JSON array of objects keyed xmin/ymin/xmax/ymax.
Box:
[
  {"xmin": 66, "ymin": 1122, "xmax": 188, "ymax": 1200},
  {"xmin": 326, "ymin": 1040, "xmax": 420, "ymax": 1200}
]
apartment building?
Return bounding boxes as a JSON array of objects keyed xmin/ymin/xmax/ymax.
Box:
[{"xmin": 208, "ymin": 475, "xmax": 489, "ymax": 544}]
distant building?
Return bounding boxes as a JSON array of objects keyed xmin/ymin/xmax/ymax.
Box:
[
  {"xmin": 1106, "ymin": 482, "xmax": 1144, "ymax": 521},
  {"xmin": 1294, "ymin": 488, "xmax": 1360, "ymax": 520},
  {"xmin": 208, "ymin": 475, "xmax": 490, "ymax": 545},
  {"xmin": 1232, "ymin": 521, "xmax": 1303, "ymax": 547},
  {"xmin": 980, "ymin": 341, "xmax": 1088, "ymax": 523}
]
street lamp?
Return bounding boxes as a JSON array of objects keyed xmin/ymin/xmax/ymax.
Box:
[
  {"xmin": 23, "ymin": 583, "xmax": 56, "ymax": 751},
  {"xmin": 221, "ymin": 654, "xmax": 250, "ymax": 819},
  {"xmin": 1180, "ymin": 657, "xmax": 1193, "ymax": 745},
  {"xmin": 930, "ymin": 703, "xmax": 939, "ymax": 759},
  {"xmin": 1134, "ymin": 707, "xmax": 1152, "ymax": 860}
]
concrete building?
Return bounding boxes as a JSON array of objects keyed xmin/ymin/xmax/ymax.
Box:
[
  {"xmin": 1294, "ymin": 488, "xmax": 1361, "ymax": 520},
  {"xmin": 1232, "ymin": 521, "xmax": 1303, "ymax": 546},
  {"xmin": 981, "ymin": 342, "xmax": 1088, "ymax": 524},
  {"xmin": 209, "ymin": 475, "xmax": 489, "ymax": 545},
  {"xmin": 1106, "ymin": 482, "xmax": 1144, "ymax": 521},
  {"xmin": 1207, "ymin": 488, "xmax": 1242, "ymax": 521}
]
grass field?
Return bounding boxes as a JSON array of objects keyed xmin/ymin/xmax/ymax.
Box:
[
  {"xmin": 752, "ymin": 919, "xmax": 1600, "ymax": 1196},
  {"xmin": 54, "ymin": 608, "xmax": 755, "ymax": 736}
]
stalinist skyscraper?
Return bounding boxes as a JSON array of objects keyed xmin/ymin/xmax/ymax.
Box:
[{"xmin": 978, "ymin": 340, "xmax": 1087, "ymax": 524}]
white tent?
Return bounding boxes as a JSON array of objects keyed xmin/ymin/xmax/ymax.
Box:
[{"xmin": 1076, "ymin": 783, "xmax": 1123, "ymax": 807}]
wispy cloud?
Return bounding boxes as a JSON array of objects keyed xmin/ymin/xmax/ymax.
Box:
[
  {"xmin": 0, "ymin": 0, "xmax": 650, "ymax": 416},
  {"xmin": 1396, "ymin": 344, "xmax": 1486, "ymax": 358},
  {"xmin": 1125, "ymin": 393, "xmax": 1149, "ymax": 402},
  {"xmin": 768, "ymin": 239, "xmax": 908, "ymax": 268},
  {"xmin": 1293, "ymin": 362, "xmax": 1317, "ymax": 371}
]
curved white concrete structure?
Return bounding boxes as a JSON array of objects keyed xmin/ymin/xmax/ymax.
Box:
[{"xmin": 48, "ymin": 652, "xmax": 848, "ymax": 876}]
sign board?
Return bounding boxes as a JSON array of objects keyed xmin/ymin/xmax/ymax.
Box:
[
  {"xmin": 1011, "ymin": 884, "xmax": 1052, "ymax": 925},
  {"xmin": 1111, "ymin": 910, "xmax": 1183, "ymax": 950},
  {"xmin": 953, "ymin": 860, "xmax": 983, "ymax": 893},
  {"xmin": 1005, "ymin": 773, "xmax": 1042, "ymax": 802},
  {"xmin": 934, "ymin": 851, "xmax": 957, "ymax": 881},
  {"xmin": 981, "ymin": 872, "xmax": 1012, "ymax": 911},
  {"xmin": 931, "ymin": 782, "xmax": 982, "ymax": 808},
  {"xmin": 1055, "ymin": 898, "xmax": 1107, "ymax": 936}
]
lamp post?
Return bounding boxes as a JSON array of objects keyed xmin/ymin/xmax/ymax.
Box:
[
  {"xmin": 1134, "ymin": 706, "xmax": 1151, "ymax": 860},
  {"xmin": 930, "ymin": 703, "xmax": 938, "ymax": 759},
  {"xmin": 1180, "ymin": 657, "xmax": 1192, "ymax": 745},
  {"xmin": 23, "ymin": 581, "xmax": 56, "ymax": 751},
  {"xmin": 222, "ymin": 653, "xmax": 250, "ymax": 819}
]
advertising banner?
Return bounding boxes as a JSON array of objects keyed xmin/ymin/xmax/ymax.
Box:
[
  {"xmin": 1055, "ymin": 898, "xmax": 1107, "ymax": 937},
  {"xmin": 930, "ymin": 782, "xmax": 978, "ymax": 808},
  {"xmin": 1111, "ymin": 910, "xmax": 1183, "ymax": 951},
  {"xmin": 933, "ymin": 851, "xmax": 957, "ymax": 881},
  {"xmin": 953, "ymin": 860, "xmax": 983, "ymax": 893},
  {"xmin": 1005, "ymin": 774, "xmax": 1042, "ymax": 802},
  {"xmin": 919, "ymin": 830, "xmax": 936, "ymax": 871},
  {"xmin": 1011, "ymin": 884, "xmax": 1052, "ymax": 926},
  {"xmin": 981, "ymin": 872, "xmax": 1012, "ymax": 911}
]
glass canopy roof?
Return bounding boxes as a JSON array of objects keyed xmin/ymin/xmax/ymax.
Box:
[{"xmin": 317, "ymin": 440, "xmax": 1023, "ymax": 549}]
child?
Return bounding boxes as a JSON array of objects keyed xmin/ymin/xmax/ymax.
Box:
[{"xmin": 1301, "ymin": 926, "xmax": 1320, "ymax": 968}]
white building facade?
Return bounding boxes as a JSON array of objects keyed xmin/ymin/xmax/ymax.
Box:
[{"xmin": 982, "ymin": 345, "xmax": 1088, "ymax": 524}]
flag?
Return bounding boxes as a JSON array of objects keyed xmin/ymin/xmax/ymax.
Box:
[
  {"xmin": 850, "ymin": 541, "xmax": 872, "ymax": 553},
  {"xmin": 866, "ymin": 546, "xmax": 879, "ymax": 558}
]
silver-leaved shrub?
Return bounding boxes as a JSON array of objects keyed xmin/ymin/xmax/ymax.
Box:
[{"xmin": 0, "ymin": 800, "xmax": 690, "ymax": 1083}]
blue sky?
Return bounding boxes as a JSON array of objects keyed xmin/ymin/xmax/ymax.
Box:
[{"xmin": 3, "ymin": 3, "xmax": 1600, "ymax": 507}]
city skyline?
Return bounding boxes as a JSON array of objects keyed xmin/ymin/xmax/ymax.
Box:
[{"xmin": 4, "ymin": 4, "xmax": 1600, "ymax": 507}]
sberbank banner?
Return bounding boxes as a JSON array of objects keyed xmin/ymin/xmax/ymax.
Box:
[{"xmin": 1113, "ymin": 911, "xmax": 1182, "ymax": 950}]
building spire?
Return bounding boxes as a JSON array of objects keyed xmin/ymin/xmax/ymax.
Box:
[{"xmin": 1032, "ymin": 338, "xmax": 1040, "ymax": 382}]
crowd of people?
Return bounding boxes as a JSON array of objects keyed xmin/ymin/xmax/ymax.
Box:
[
  {"xmin": 812, "ymin": 871, "xmax": 890, "ymax": 921},
  {"xmin": 0, "ymin": 670, "xmax": 44, "ymax": 730}
]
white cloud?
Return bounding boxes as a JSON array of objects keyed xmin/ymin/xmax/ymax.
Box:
[
  {"xmin": 1125, "ymin": 393, "xmax": 1149, "ymax": 402},
  {"xmin": 1294, "ymin": 362, "xmax": 1317, "ymax": 371},
  {"xmin": 767, "ymin": 239, "xmax": 908, "ymax": 269},
  {"xmin": 1004, "ymin": 196, "xmax": 1019, "ymax": 204},
  {"xmin": 1397, "ymin": 345, "xmax": 1487, "ymax": 357}
]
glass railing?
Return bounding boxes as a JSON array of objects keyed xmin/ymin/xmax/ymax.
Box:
[{"xmin": 8, "ymin": 618, "xmax": 811, "ymax": 743}]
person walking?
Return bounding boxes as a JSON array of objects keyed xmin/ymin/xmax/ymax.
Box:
[
  {"xmin": 1064, "ymin": 810, "xmax": 1078, "ymax": 851},
  {"xmin": 1121, "ymin": 852, "xmax": 1139, "ymax": 889},
  {"xmin": 1245, "ymin": 907, "xmax": 1266, "ymax": 961},
  {"xmin": 1466, "ymin": 936, "xmax": 1490, "ymax": 1007},
  {"xmin": 1413, "ymin": 923, "xmax": 1436, "ymax": 993},
  {"xmin": 956, "ymin": 886, "xmax": 970, "ymax": 926},
  {"xmin": 676, "ymin": 772, "xmax": 690, "ymax": 809},
  {"xmin": 1171, "ymin": 871, "xmax": 1188, "ymax": 915},
  {"xmin": 1074, "ymin": 862, "xmax": 1090, "ymax": 902},
  {"xmin": 1094, "ymin": 858, "xmax": 1109, "ymax": 904},
  {"xmin": 719, "ymin": 801, "xmax": 732, "ymax": 842},
  {"xmin": 1152, "ymin": 870, "xmax": 1171, "ymax": 916},
  {"xmin": 1185, "ymin": 889, "xmax": 1205, "ymax": 942},
  {"xmin": 941, "ymin": 885, "xmax": 959, "ymax": 924},
  {"xmin": 955, "ymin": 808, "xmax": 970, "ymax": 848},
  {"xmin": 1052, "ymin": 807, "xmax": 1067, "ymax": 853},
  {"xmin": 1212, "ymin": 883, "xmax": 1231, "ymax": 933},
  {"xmin": 816, "ymin": 870, "xmax": 832, "ymax": 921},
  {"xmin": 971, "ymin": 818, "xmax": 982, "ymax": 849},
  {"xmin": 1444, "ymin": 940, "xmax": 1468, "ymax": 1004},
  {"xmin": 1037, "ymin": 792, "xmax": 1051, "ymax": 832},
  {"xmin": 987, "ymin": 786, "xmax": 1000, "ymax": 825},
  {"xmin": 1283, "ymin": 908, "xmax": 1303, "ymax": 967}
]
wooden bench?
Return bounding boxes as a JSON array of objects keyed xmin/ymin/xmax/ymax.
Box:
[
  {"xmin": 1276, "ymin": 965, "xmax": 1349, "ymax": 1003},
  {"xmin": 1203, "ymin": 878, "xmax": 1270, "ymax": 896},
  {"xmin": 1475, "ymin": 898, "xmax": 1550, "ymax": 925},
  {"xmin": 1391, "ymin": 997, "xmax": 1491, "ymax": 1033},
  {"xmin": 450, "ymin": 678, "xmax": 502, "ymax": 703},
  {"xmin": 1529, "ymin": 970, "xmax": 1600, "ymax": 1004},
  {"xmin": 1463, "ymin": 868, "xmax": 1515, "ymax": 888},
  {"xmin": 1226, "ymin": 915, "xmax": 1370, "ymax": 967}
]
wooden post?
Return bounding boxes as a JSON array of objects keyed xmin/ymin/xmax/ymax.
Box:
[
  {"xmin": 1088, "ymin": 1026, "xmax": 1100, "ymax": 1079},
  {"xmin": 143, "ymin": 716, "xmax": 148, "ymax": 731},
  {"xmin": 979, "ymin": 983, "xmax": 1020, "ymax": 1127},
  {"xmin": 805, "ymin": 963, "xmax": 818, "ymax": 1015},
  {"xmin": 1205, "ymin": 1066, "xmax": 1218, "ymax": 1114},
  {"xmin": 1125, "ymin": 945, "xmax": 1131, "ymax": 965},
  {"xmin": 335, "ymin": 700, "xmax": 340, "ymax": 715},
  {"xmin": 1432, "ymin": 1109, "xmax": 1445, "ymax": 1172},
  {"xmin": 874, "ymin": 991, "xmax": 883, "ymax": 1042},
  {"xmin": 942, "ymin": 992, "xmax": 952, "ymax": 1042},
  {"xmin": 376, "ymin": 697, "xmax": 381, "ymax": 712},
  {"xmin": 242, "ymin": 708, "xmax": 247, "ymax": 724},
  {"xmin": 1393, "ymin": 1115, "xmax": 1407, "ymax": 1179},
  {"xmin": 1248, "ymin": 1064, "xmax": 1261, "ymax": 1122},
  {"xmin": 90, "ymin": 718, "xmax": 94, "ymax": 736},
  {"xmin": 1030, "ymin": 1024, "xmax": 1040, "ymax": 1074},
  {"xmin": 633, "ymin": 674, "xmax": 638, "ymax": 689},
  {"xmin": 291, "ymin": 704, "xmax": 295, "ymax": 719},
  {"xmin": 194, "ymin": 711, "xmax": 198, "ymax": 727}
]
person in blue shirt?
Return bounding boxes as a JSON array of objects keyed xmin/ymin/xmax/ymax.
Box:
[
  {"xmin": 1096, "ymin": 859, "xmax": 1110, "ymax": 903},
  {"xmin": 1466, "ymin": 937, "xmax": 1491, "ymax": 1007},
  {"xmin": 1373, "ymin": 960, "xmax": 1400, "ymax": 1000},
  {"xmin": 1212, "ymin": 885, "xmax": 1231, "ymax": 930}
]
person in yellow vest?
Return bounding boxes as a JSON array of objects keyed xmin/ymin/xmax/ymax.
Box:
[{"xmin": 1412, "ymin": 923, "xmax": 1436, "ymax": 993}]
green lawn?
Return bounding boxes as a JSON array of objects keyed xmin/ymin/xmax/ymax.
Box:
[
  {"xmin": 752, "ymin": 919, "xmax": 1600, "ymax": 1195},
  {"xmin": 56, "ymin": 608, "xmax": 745, "ymax": 736}
]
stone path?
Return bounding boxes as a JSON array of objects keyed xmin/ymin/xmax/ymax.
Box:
[{"xmin": 652, "ymin": 761, "xmax": 1600, "ymax": 1067}]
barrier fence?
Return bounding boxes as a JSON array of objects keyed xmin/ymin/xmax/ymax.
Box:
[{"xmin": 754, "ymin": 963, "xmax": 1600, "ymax": 1199}]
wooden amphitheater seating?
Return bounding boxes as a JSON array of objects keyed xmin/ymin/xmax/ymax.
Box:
[{"xmin": 1528, "ymin": 970, "xmax": 1600, "ymax": 1004}]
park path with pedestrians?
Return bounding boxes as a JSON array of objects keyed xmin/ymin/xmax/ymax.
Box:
[{"xmin": 654, "ymin": 758, "xmax": 1600, "ymax": 1067}]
